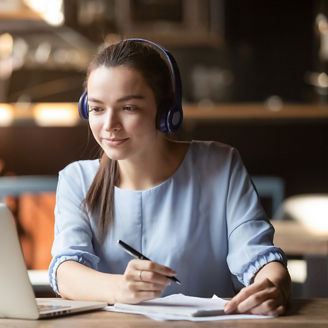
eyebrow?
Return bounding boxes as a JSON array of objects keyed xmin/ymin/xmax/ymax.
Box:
[
  {"xmin": 117, "ymin": 94, "xmax": 145, "ymax": 102},
  {"xmin": 88, "ymin": 94, "xmax": 145, "ymax": 104}
]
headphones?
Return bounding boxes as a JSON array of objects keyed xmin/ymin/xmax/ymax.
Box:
[{"xmin": 78, "ymin": 38, "xmax": 183, "ymax": 133}]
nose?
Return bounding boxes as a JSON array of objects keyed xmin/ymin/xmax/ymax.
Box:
[{"xmin": 104, "ymin": 108, "xmax": 121, "ymax": 132}]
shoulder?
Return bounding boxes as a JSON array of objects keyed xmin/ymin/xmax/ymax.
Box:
[
  {"xmin": 58, "ymin": 159, "xmax": 100, "ymax": 190},
  {"xmin": 189, "ymin": 140, "xmax": 238, "ymax": 164},
  {"xmin": 60, "ymin": 159, "xmax": 99, "ymax": 176},
  {"xmin": 185, "ymin": 141, "xmax": 245, "ymax": 185}
]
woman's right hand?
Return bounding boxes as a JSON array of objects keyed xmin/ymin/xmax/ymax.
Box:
[{"xmin": 114, "ymin": 259, "xmax": 176, "ymax": 304}]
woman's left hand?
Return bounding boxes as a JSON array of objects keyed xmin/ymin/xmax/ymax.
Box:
[
  {"xmin": 224, "ymin": 278, "xmax": 285, "ymax": 316},
  {"xmin": 224, "ymin": 262, "xmax": 291, "ymax": 316}
]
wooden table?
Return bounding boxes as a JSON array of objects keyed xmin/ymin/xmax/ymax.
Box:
[{"xmin": 0, "ymin": 298, "xmax": 327, "ymax": 328}]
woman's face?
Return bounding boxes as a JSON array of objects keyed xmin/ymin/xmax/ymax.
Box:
[{"xmin": 87, "ymin": 65, "xmax": 160, "ymax": 162}]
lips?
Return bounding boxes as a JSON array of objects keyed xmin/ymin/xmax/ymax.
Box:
[{"xmin": 101, "ymin": 137, "xmax": 129, "ymax": 146}]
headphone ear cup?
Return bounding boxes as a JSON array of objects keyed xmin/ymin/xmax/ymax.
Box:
[
  {"xmin": 78, "ymin": 90, "xmax": 89, "ymax": 119},
  {"xmin": 167, "ymin": 105, "xmax": 183, "ymax": 132},
  {"xmin": 157, "ymin": 104, "xmax": 183, "ymax": 133},
  {"xmin": 158, "ymin": 106, "xmax": 182, "ymax": 133}
]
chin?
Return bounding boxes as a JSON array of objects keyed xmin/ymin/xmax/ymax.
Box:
[{"xmin": 103, "ymin": 149, "xmax": 128, "ymax": 161}]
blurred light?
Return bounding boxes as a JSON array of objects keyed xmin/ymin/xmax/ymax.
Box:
[
  {"xmin": 317, "ymin": 72, "xmax": 328, "ymax": 88},
  {"xmin": 24, "ymin": 0, "xmax": 64, "ymax": 26},
  {"xmin": 12, "ymin": 38, "xmax": 29, "ymax": 69},
  {"xmin": 0, "ymin": 33, "xmax": 14, "ymax": 57},
  {"xmin": 288, "ymin": 260, "xmax": 307, "ymax": 284},
  {"xmin": 53, "ymin": 48, "xmax": 70, "ymax": 64},
  {"xmin": 316, "ymin": 13, "xmax": 328, "ymax": 61},
  {"xmin": 0, "ymin": 57, "xmax": 13, "ymax": 79},
  {"xmin": 316, "ymin": 13, "xmax": 328, "ymax": 34},
  {"xmin": 34, "ymin": 42, "xmax": 51, "ymax": 64},
  {"xmin": 305, "ymin": 71, "xmax": 328, "ymax": 91},
  {"xmin": 78, "ymin": 0, "xmax": 105, "ymax": 25},
  {"xmin": 33, "ymin": 103, "xmax": 79, "ymax": 126},
  {"xmin": 0, "ymin": 0, "xmax": 21, "ymax": 12},
  {"xmin": 285, "ymin": 195, "xmax": 328, "ymax": 233},
  {"xmin": 265, "ymin": 95, "xmax": 283, "ymax": 112},
  {"xmin": 0, "ymin": 104, "xmax": 14, "ymax": 126}
]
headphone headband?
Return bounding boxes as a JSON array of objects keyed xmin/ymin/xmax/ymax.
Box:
[{"xmin": 78, "ymin": 38, "xmax": 183, "ymax": 133}]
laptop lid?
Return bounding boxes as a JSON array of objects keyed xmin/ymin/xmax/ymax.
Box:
[{"xmin": 0, "ymin": 203, "xmax": 106, "ymax": 319}]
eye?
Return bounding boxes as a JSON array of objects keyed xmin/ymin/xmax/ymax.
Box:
[
  {"xmin": 88, "ymin": 106, "xmax": 103, "ymax": 113},
  {"xmin": 123, "ymin": 105, "xmax": 137, "ymax": 112}
]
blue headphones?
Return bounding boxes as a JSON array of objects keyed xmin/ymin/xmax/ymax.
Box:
[{"xmin": 78, "ymin": 38, "xmax": 183, "ymax": 133}]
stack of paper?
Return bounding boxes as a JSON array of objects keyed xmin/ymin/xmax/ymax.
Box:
[{"xmin": 106, "ymin": 294, "xmax": 274, "ymax": 321}]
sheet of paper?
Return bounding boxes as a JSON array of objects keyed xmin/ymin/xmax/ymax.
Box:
[{"xmin": 105, "ymin": 294, "xmax": 275, "ymax": 321}]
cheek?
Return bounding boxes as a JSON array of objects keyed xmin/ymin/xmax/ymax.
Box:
[
  {"xmin": 129, "ymin": 112, "xmax": 157, "ymax": 134},
  {"xmin": 88, "ymin": 119, "xmax": 101, "ymax": 139}
]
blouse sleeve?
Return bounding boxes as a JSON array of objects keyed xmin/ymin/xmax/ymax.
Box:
[
  {"xmin": 225, "ymin": 148, "xmax": 287, "ymax": 286},
  {"xmin": 48, "ymin": 163, "xmax": 100, "ymax": 295}
]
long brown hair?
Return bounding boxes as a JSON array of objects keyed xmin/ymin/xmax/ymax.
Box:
[{"xmin": 84, "ymin": 40, "xmax": 174, "ymax": 242}]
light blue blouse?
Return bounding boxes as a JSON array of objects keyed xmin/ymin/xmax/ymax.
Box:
[{"xmin": 49, "ymin": 140, "xmax": 286, "ymax": 298}]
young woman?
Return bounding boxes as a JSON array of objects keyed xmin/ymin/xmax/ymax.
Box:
[{"xmin": 49, "ymin": 39, "xmax": 291, "ymax": 315}]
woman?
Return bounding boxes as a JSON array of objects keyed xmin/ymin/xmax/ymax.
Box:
[{"xmin": 49, "ymin": 39, "xmax": 291, "ymax": 315}]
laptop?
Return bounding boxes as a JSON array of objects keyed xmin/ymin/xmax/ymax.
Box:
[{"xmin": 0, "ymin": 203, "xmax": 107, "ymax": 319}]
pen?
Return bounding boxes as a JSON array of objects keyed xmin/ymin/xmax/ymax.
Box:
[{"xmin": 117, "ymin": 239, "xmax": 181, "ymax": 285}]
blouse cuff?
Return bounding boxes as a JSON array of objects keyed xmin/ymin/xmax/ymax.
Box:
[
  {"xmin": 49, "ymin": 254, "xmax": 96, "ymax": 295},
  {"xmin": 237, "ymin": 250, "xmax": 287, "ymax": 286}
]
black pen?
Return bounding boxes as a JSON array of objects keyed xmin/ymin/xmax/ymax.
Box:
[{"xmin": 117, "ymin": 239, "xmax": 181, "ymax": 285}]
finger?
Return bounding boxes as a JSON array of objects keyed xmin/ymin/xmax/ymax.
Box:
[
  {"xmin": 247, "ymin": 299, "xmax": 284, "ymax": 316},
  {"xmin": 224, "ymin": 278, "xmax": 274, "ymax": 313},
  {"xmin": 134, "ymin": 280, "xmax": 169, "ymax": 291},
  {"xmin": 274, "ymin": 305, "xmax": 286, "ymax": 316},
  {"xmin": 132, "ymin": 260, "xmax": 176, "ymax": 277},
  {"xmin": 233, "ymin": 286, "xmax": 279, "ymax": 314},
  {"xmin": 120, "ymin": 275, "xmax": 166, "ymax": 298},
  {"xmin": 143, "ymin": 260, "xmax": 177, "ymax": 277},
  {"xmin": 138, "ymin": 270, "xmax": 171, "ymax": 286}
]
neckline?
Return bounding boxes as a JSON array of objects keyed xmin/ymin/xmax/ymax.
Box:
[{"xmin": 114, "ymin": 141, "xmax": 192, "ymax": 193}]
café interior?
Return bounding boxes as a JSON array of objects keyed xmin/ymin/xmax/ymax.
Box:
[{"xmin": 0, "ymin": 0, "xmax": 327, "ymax": 300}]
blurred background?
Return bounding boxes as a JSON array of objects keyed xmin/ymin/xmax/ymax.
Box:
[{"xmin": 0, "ymin": 0, "xmax": 327, "ymax": 297}]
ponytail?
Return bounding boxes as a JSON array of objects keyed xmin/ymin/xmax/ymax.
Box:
[{"xmin": 84, "ymin": 153, "xmax": 118, "ymax": 242}]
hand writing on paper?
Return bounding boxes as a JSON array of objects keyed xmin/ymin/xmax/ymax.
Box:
[
  {"xmin": 224, "ymin": 262, "xmax": 291, "ymax": 316},
  {"xmin": 115, "ymin": 259, "xmax": 176, "ymax": 304}
]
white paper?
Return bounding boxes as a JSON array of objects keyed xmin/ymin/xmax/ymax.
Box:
[{"xmin": 105, "ymin": 294, "xmax": 275, "ymax": 321}]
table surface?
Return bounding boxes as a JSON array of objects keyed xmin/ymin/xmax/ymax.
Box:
[
  {"xmin": 0, "ymin": 298, "xmax": 327, "ymax": 328},
  {"xmin": 272, "ymin": 221, "xmax": 328, "ymax": 256}
]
